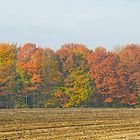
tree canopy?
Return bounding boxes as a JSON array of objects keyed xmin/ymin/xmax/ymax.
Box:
[{"xmin": 0, "ymin": 43, "xmax": 140, "ymax": 108}]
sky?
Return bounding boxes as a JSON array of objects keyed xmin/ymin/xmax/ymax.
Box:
[{"xmin": 0, "ymin": 0, "xmax": 140, "ymax": 50}]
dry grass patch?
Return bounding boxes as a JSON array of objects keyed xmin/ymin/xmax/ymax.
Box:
[{"xmin": 0, "ymin": 108, "xmax": 140, "ymax": 140}]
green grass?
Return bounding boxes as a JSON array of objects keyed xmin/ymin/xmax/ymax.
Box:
[{"xmin": 0, "ymin": 108, "xmax": 140, "ymax": 140}]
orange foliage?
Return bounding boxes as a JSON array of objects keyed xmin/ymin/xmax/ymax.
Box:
[{"xmin": 104, "ymin": 98, "xmax": 113, "ymax": 103}]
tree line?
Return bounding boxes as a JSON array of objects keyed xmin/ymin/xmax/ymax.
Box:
[{"xmin": 0, "ymin": 43, "xmax": 139, "ymax": 108}]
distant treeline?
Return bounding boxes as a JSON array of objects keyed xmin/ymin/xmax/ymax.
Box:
[{"xmin": 0, "ymin": 43, "xmax": 140, "ymax": 108}]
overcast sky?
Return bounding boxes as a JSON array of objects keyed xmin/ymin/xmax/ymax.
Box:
[{"xmin": 0, "ymin": 0, "xmax": 140, "ymax": 50}]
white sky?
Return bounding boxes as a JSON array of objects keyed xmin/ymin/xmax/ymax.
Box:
[{"xmin": 0, "ymin": 0, "xmax": 140, "ymax": 50}]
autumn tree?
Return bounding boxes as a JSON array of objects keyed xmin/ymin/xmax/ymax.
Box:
[
  {"xmin": 117, "ymin": 44, "xmax": 140, "ymax": 106},
  {"xmin": 88, "ymin": 47, "xmax": 136, "ymax": 105},
  {"xmin": 55, "ymin": 44, "xmax": 93, "ymax": 107},
  {"xmin": 17, "ymin": 43, "xmax": 42, "ymax": 107},
  {"xmin": 39, "ymin": 48, "xmax": 62, "ymax": 107},
  {"xmin": 0, "ymin": 43, "xmax": 17, "ymax": 108}
]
